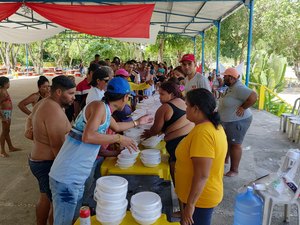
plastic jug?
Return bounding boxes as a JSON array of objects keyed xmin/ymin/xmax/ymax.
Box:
[{"xmin": 233, "ymin": 186, "xmax": 263, "ymax": 225}]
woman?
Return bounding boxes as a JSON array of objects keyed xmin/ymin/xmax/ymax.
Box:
[
  {"xmin": 175, "ymin": 88, "xmax": 227, "ymax": 225},
  {"xmin": 18, "ymin": 76, "xmax": 50, "ymax": 115},
  {"xmin": 0, "ymin": 77, "xmax": 20, "ymax": 157},
  {"xmin": 49, "ymin": 77, "xmax": 152, "ymax": 225},
  {"xmin": 143, "ymin": 80, "xmax": 194, "ymax": 182},
  {"xmin": 218, "ymin": 67, "xmax": 257, "ymax": 177}
]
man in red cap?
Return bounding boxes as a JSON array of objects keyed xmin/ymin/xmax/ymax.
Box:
[{"xmin": 180, "ymin": 54, "xmax": 211, "ymax": 92}]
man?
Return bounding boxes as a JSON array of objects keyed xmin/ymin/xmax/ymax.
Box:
[
  {"xmin": 180, "ymin": 54, "xmax": 211, "ymax": 92},
  {"xmin": 218, "ymin": 68, "xmax": 257, "ymax": 177},
  {"xmin": 28, "ymin": 76, "xmax": 76, "ymax": 225},
  {"xmin": 74, "ymin": 63, "xmax": 99, "ymax": 118},
  {"xmin": 89, "ymin": 54, "xmax": 100, "ymax": 66}
]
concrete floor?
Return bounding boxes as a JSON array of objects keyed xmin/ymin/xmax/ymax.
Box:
[{"xmin": 0, "ymin": 77, "xmax": 298, "ymax": 225}]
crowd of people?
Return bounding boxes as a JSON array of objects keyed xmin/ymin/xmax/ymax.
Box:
[{"xmin": 0, "ymin": 53, "xmax": 257, "ymax": 225}]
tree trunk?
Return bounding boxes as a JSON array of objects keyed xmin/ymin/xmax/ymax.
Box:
[
  {"xmin": 158, "ymin": 38, "xmax": 164, "ymax": 63},
  {"xmin": 239, "ymin": 42, "xmax": 247, "ymax": 64},
  {"xmin": 294, "ymin": 61, "xmax": 300, "ymax": 80}
]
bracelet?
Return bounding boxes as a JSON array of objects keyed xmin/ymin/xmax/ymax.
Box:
[{"xmin": 133, "ymin": 120, "xmax": 138, "ymax": 127}]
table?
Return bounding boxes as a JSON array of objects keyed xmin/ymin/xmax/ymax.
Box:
[
  {"xmin": 74, "ymin": 211, "xmax": 180, "ymax": 225},
  {"xmin": 101, "ymin": 157, "xmax": 170, "ymax": 181}
]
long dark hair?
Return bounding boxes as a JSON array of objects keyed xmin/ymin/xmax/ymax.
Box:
[
  {"xmin": 186, "ymin": 88, "xmax": 221, "ymax": 128},
  {"xmin": 37, "ymin": 76, "xmax": 49, "ymax": 88},
  {"xmin": 102, "ymin": 92, "xmax": 126, "ymax": 103},
  {"xmin": 160, "ymin": 81, "xmax": 182, "ymax": 99}
]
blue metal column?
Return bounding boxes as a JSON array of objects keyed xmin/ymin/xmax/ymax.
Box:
[
  {"xmin": 193, "ymin": 36, "xmax": 196, "ymax": 56},
  {"xmin": 214, "ymin": 21, "xmax": 221, "ymax": 75},
  {"xmin": 245, "ymin": 0, "xmax": 255, "ymax": 86},
  {"xmin": 200, "ymin": 32, "xmax": 205, "ymax": 75},
  {"xmin": 25, "ymin": 44, "xmax": 29, "ymax": 76}
]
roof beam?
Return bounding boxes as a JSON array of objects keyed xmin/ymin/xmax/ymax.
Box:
[
  {"xmin": 151, "ymin": 21, "xmax": 210, "ymax": 24},
  {"xmin": 154, "ymin": 10, "xmax": 213, "ymax": 22},
  {"xmin": 183, "ymin": 2, "xmax": 206, "ymax": 32},
  {"xmin": 1, "ymin": 0, "xmax": 244, "ymax": 2},
  {"xmin": 5, "ymin": 19, "xmax": 39, "ymax": 29},
  {"xmin": 160, "ymin": 24, "xmax": 200, "ymax": 32},
  {"xmin": 14, "ymin": 12, "xmax": 58, "ymax": 28}
]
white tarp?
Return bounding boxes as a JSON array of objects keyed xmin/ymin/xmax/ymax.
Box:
[
  {"xmin": 113, "ymin": 24, "xmax": 161, "ymax": 45},
  {"xmin": 0, "ymin": 27, "xmax": 65, "ymax": 44}
]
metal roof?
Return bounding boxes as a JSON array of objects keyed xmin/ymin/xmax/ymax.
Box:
[{"xmin": 0, "ymin": 0, "xmax": 245, "ymax": 37}]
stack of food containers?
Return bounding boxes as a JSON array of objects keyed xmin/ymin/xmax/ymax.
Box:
[
  {"xmin": 140, "ymin": 149, "xmax": 161, "ymax": 167},
  {"xmin": 94, "ymin": 176, "xmax": 128, "ymax": 225},
  {"xmin": 130, "ymin": 191, "xmax": 162, "ymax": 225},
  {"xmin": 116, "ymin": 149, "xmax": 140, "ymax": 169}
]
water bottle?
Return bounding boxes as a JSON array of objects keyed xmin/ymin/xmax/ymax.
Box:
[{"xmin": 233, "ymin": 186, "xmax": 263, "ymax": 225}]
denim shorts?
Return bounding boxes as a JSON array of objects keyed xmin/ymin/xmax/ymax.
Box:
[
  {"xmin": 49, "ymin": 177, "xmax": 84, "ymax": 225},
  {"xmin": 222, "ymin": 116, "xmax": 252, "ymax": 144},
  {"xmin": 28, "ymin": 158, "xmax": 53, "ymax": 201},
  {"xmin": 192, "ymin": 207, "xmax": 214, "ymax": 225}
]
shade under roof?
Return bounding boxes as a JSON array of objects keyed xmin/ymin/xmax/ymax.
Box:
[{"xmin": 0, "ymin": 1, "xmax": 245, "ymax": 38}]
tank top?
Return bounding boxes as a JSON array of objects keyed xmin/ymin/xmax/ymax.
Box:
[
  {"xmin": 49, "ymin": 102, "xmax": 111, "ymax": 184},
  {"xmin": 161, "ymin": 102, "xmax": 186, "ymax": 132}
]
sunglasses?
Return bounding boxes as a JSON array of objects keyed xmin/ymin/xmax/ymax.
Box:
[{"xmin": 101, "ymin": 79, "xmax": 109, "ymax": 83}]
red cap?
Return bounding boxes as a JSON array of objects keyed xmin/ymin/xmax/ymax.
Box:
[
  {"xmin": 115, "ymin": 68, "xmax": 130, "ymax": 77},
  {"xmin": 180, "ymin": 54, "xmax": 196, "ymax": 63},
  {"xmin": 79, "ymin": 207, "xmax": 90, "ymax": 218},
  {"xmin": 223, "ymin": 68, "xmax": 239, "ymax": 79}
]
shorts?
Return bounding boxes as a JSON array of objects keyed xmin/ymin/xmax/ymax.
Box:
[
  {"xmin": 1, "ymin": 110, "xmax": 12, "ymax": 120},
  {"xmin": 166, "ymin": 135, "xmax": 187, "ymax": 162},
  {"xmin": 222, "ymin": 116, "xmax": 252, "ymax": 145},
  {"xmin": 28, "ymin": 158, "xmax": 54, "ymax": 201}
]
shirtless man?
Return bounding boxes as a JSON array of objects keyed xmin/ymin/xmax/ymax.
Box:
[{"xmin": 28, "ymin": 76, "xmax": 76, "ymax": 225}]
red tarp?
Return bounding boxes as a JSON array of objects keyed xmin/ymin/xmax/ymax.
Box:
[
  {"xmin": 26, "ymin": 3, "xmax": 155, "ymax": 38},
  {"xmin": 0, "ymin": 3, "xmax": 21, "ymax": 22}
]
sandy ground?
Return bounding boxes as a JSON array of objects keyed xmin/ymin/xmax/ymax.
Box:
[{"xmin": 0, "ymin": 76, "xmax": 298, "ymax": 225}]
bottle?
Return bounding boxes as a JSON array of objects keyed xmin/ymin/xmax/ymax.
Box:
[
  {"xmin": 233, "ymin": 186, "xmax": 263, "ymax": 225},
  {"xmin": 79, "ymin": 206, "xmax": 91, "ymax": 225}
]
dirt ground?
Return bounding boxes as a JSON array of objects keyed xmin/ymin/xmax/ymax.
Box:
[{"xmin": 0, "ymin": 76, "xmax": 298, "ymax": 225}]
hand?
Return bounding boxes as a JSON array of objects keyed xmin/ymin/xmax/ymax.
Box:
[
  {"xmin": 141, "ymin": 129, "xmax": 152, "ymax": 139},
  {"xmin": 119, "ymin": 135, "xmax": 138, "ymax": 152},
  {"xmin": 138, "ymin": 115, "xmax": 153, "ymax": 125},
  {"xmin": 181, "ymin": 204, "xmax": 195, "ymax": 225},
  {"xmin": 236, "ymin": 106, "xmax": 245, "ymax": 117}
]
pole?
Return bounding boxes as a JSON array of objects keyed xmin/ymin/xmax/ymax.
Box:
[
  {"xmin": 193, "ymin": 36, "xmax": 196, "ymax": 56},
  {"xmin": 201, "ymin": 32, "xmax": 205, "ymax": 75},
  {"xmin": 25, "ymin": 44, "xmax": 29, "ymax": 76},
  {"xmin": 245, "ymin": 0, "xmax": 254, "ymax": 87},
  {"xmin": 214, "ymin": 20, "xmax": 221, "ymax": 76}
]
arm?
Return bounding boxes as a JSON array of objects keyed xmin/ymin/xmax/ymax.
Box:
[
  {"xmin": 18, "ymin": 93, "xmax": 38, "ymax": 115},
  {"xmin": 82, "ymin": 102, "xmax": 138, "ymax": 151},
  {"xmin": 236, "ymin": 91, "xmax": 258, "ymax": 117},
  {"xmin": 182, "ymin": 157, "xmax": 213, "ymax": 225},
  {"xmin": 142, "ymin": 105, "xmax": 167, "ymax": 139},
  {"xmin": 110, "ymin": 114, "xmax": 153, "ymax": 132}
]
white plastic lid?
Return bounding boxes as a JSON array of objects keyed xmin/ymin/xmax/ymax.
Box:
[
  {"xmin": 131, "ymin": 192, "xmax": 161, "ymax": 210},
  {"xmin": 141, "ymin": 149, "xmax": 161, "ymax": 156},
  {"xmin": 96, "ymin": 176, "xmax": 128, "ymax": 191}
]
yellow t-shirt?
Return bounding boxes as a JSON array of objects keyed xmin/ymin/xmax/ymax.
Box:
[{"xmin": 175, "ymin": 122, "xmax": 227, "ymax": 208}]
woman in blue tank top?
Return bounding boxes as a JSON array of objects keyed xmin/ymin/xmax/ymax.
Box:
[{"xmin": 49, "ymin": 77, "xmax": 152, "ymax": 225}]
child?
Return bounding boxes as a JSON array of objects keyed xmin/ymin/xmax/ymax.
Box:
[{"xmin": 0, "ymin": 77, "xmax": 20, "ymax": 157}]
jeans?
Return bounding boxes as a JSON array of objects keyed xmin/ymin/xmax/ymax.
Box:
[
  {"xmin": 192, "ymin": 207, "xmax": 214, "ymax": 225},
  {"xmin": 49, "ymin": 177, "xmax": 84, "ymax": 225}
]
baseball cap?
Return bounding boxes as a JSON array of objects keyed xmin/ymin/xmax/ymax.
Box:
[
  {"xmin": 223, "ymin": 68, "xmax": 239, "ymax": 79},
  {"xmin": 107, "ymin": 77, "xmax": 130, "ymax": 94},
  {"xmin": 115, "ymin": 68, "xmax": 130, "ymax": 77},
  {"xmin": 180, "ymin": 54, "xmax": 196, "ymax": 63},
  {"xmin": 89, "ymin": 68, "xmax": 110, "ymax": 87}
]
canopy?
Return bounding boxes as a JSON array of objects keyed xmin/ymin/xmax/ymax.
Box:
[{"xmin": 0, "ymin": 1, "xmax": 244, "ymax": 43}]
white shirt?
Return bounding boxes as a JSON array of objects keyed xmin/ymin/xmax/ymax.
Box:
[
  {"xmin": 86, "ymin": 87, "xmax": 105, "ymax": 105},
  {"xmin": 184, "ymin": 72, "xmax": 211, "ymax": 92}
]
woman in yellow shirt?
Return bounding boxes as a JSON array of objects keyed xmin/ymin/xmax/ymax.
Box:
[{"xmin": 175, "ymin": 88, "xmax": 227, "ymax": 225}]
